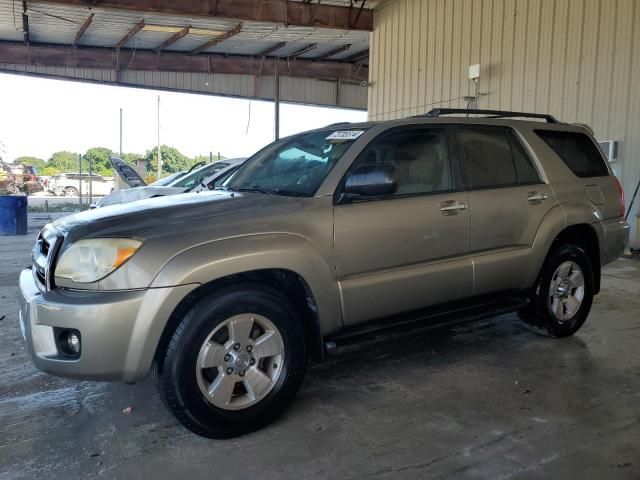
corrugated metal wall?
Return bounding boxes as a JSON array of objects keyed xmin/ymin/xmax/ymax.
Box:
[
  {"xmin": 0, "ymin": 64, "xmax": 367, "ymax": 110},
  {"xmin": 369, "ymin": 0, "xmax": 640, "ymax": 244}
]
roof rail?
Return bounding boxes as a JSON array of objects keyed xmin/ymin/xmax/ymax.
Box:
[
  {"xmin": 325, "ymin": 122, "xmax": 351, "ymax": 127},
  {"xmin": 422, "ymin": 108, "xmax": 560, "ymax": 124}
]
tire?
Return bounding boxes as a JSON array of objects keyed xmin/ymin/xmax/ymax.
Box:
[
  {"xmin": 155, "ymin": 283, "xmax": 307, "ymax": 438},
  {"xmin": 64, "ymin": 187, "xmax": 78, "ymax": 197},
  {"xmin": 520, "ymin": 244, "xmax": 594, "ymax": 337}
]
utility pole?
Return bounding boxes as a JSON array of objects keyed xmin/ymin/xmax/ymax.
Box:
[
  {"xmin": 78, "ymin": 153, "xmax": 83, "ymax": 209},
  {"xmin": 157, "ymin": 95, "xmax": 162, "ymax": 178},
  {"xmin": 119, "ymin": 108, "xmax": 123, "ymax": 156},
  {"xmin": 88, "ymin": 154, "xmax": 92, "ymax": 205},
  {"xmin": 274, "ymin": 58, "xmax": 280, "ymax": 141}
]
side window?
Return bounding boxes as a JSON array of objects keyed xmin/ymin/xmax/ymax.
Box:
[
  {"xmin": 352, "ymin": 128, "xmax": 453, "ymax": 196},
  {"xmin": 457, "ymin": 127, "xmax": 540, "ymax": 189},
  {"xmin": 509, "ymin": 132, "xmax": 541, "ymax": 184},
  {"xmin": 535, "ymin": 130, "xmax": 609, "ymax": 178}
]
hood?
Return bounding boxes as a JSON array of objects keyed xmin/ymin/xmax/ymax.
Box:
[
  {"xmin": 97, "ymin": 186, "xmax": 187, "ymax": 207},
  {"xmin": 53, "ymin": 190, "xmax": 300, "ymax": 242}
]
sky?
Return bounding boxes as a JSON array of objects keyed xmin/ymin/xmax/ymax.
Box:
[{"xmin": 0, "ymin": 73, "xmax": 367, "ymax": 162}]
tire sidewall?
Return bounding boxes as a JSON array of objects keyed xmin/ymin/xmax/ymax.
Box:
[
  {"xmin": 538, "ymin": 244, "xmax": 594, "ymax": 337},
  {"xmin": 162, "ymin": 286, "xmax": 306, "ymax": 437}
]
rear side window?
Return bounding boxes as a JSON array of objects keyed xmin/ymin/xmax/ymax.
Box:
[
  {"xmin": 457, "ymin": 127, "xmax": 541, "ymax": 189},
  {"xmin": 535, "ymin": 130, "xmax": 609, "ymax": 177}
]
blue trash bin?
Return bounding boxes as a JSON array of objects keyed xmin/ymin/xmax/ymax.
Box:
[{"xmin": 0, "ymin": 196, "xmax": 28, "ymax": 235}]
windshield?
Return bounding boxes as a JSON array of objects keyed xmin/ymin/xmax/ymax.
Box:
[
  {"xmin": 150, "ymin": 171, "xmax": 184, "ymax": 186},
  {"xmin": 171, "ymin": 162, "xmax": 230, "ymax": 189},
  {"xmin": 224, "ymin": 129, "xmax": 364, "ymax": 197}
]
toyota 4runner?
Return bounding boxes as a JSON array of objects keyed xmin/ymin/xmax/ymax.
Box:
[{"xmin": 18, "ymin": 109, "xmax": 629, "ymax": 438}]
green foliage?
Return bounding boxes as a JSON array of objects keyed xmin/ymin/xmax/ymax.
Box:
[
  {"xmin": 10, "ymin": 146, "xmax": 227, "ymax": 178},
  {"xmin": 83, "ymin": 147, "xmax": 116, "ymax": 176},
  {"xmin": 14, "ymin": 156, "xmax": 47, "ymax": 171},
  {"xmin": 48, "ymin": 151, "xmax": 80, "ymax": 174},
  {"xmin": 145, "ymin": 145, "xmax": 193, "ymax": 176}
]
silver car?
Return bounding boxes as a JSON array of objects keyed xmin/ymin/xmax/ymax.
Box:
[
  {"xmin": 94, "ymin": 158, "xmax": 246, "ymax": 207},
  {"xmin": 18, "ymin": 109, "xmax": 629, "ymax": 438}
]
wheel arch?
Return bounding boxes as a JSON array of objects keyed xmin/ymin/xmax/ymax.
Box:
[
  {"xmin": 147, "ymin": 234, "xmax": 342, "ymax": 374},
  {"xmin": 153, "ymin": 268, "xmax": 327, "ymax": 373},
  {"xmin": 550, "ymin": 224, "xmax": 601, "ymax": 293},
  {"xmin": 533, "ymin": 223, "xmax": 601, "ymax": 294}
]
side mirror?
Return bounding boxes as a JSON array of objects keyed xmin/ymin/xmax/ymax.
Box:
[{"xmin": 343, "ymin": 164, "xmax": 397, "ymax": 198}]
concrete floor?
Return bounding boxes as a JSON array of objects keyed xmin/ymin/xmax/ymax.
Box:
[{"xmin": 1, "ymin": 218, "xmax": 639, "ymax": 480}]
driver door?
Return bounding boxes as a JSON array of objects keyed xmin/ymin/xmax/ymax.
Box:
[{"xmin": 333, "ymin": 126, "xmax": 473, "ymax": 327}]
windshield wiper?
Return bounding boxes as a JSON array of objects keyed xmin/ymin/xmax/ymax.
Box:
[{"xmin": 234, "ymin": 185, "xmax": 308, "ymax": 197}]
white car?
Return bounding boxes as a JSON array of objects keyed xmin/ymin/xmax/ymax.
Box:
[
  {"xmin": 94, "ymin": 158, "xmax": 246, "ymax": 208},
  {"xmin": 49, "ymin": 173, "xmax": 114, "ymax": 197}
]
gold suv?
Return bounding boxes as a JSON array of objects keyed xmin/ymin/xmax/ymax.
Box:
[{"xmin": 19, "ymin": 109, "xmax": 629, "ymax": 437}]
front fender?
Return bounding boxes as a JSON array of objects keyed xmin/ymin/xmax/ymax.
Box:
[{"xmin": 150, "ymin": 233, "xmax": 342, "ymax": 336}]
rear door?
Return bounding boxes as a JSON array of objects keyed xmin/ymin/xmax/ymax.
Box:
[
  {"xmin": 333, "ymin": 125, "xmax": 473, "ymax": 326},
  {"xmin": 455, "ymin": 125, "xmax": 558, "ymax": 295}
]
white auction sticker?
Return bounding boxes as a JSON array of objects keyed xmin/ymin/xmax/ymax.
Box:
[{"xmin": 326, "ymin": 130, "xmax": 365, "ymax": 140}]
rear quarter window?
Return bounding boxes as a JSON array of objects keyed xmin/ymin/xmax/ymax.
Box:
[{"xmin": 535, "ymin": 130, "xmax": 609, "ymax": 178}]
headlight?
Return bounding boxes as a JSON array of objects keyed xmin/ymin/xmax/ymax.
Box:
[{"xmin": 55, "ymin": 238, "xmax": 143, "ymax": 283}]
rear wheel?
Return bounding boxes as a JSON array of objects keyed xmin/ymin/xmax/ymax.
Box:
[
  {"xmin": 155, "ymin": 283, "xmax": 307, "ymax": 438},
  {"xmin": 520, "ymin": 244, "xmax": 594, "ymax": 337},
  {"xmin": 64, "ymin": 187, "xmax": 78, "ymax": 197}
]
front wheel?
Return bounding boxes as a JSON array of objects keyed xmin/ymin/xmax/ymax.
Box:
[
  {"xmin": 154, "ymin": 283, "xmax": 307, "ymax": 438},
  {"xmin": 64, "ymin": 187, "xmax": 78, "ymax": 197},
  {"xmin": 521, "ymin": 244, "xmax": 595, "ymax": 337}
]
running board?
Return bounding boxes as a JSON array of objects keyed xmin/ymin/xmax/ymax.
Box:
[{"xmin": 324, "ymin": 295, "xmax": 529, "ymax": 356}]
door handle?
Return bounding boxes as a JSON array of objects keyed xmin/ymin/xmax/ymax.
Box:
[
  {"xmin": 527, "ymin": 192, "xmax": 548, "ymax": 204},
  {"xmin": 439, "ymin": 201, "xmax": 467, "ymax": 215}
]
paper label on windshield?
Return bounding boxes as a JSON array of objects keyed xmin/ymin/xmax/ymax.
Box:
[{"xmin": 326, "ymin": 130, "xmax": 364, "ymax": 141}]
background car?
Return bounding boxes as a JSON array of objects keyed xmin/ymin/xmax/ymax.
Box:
[
  {"xmin": 94, "ymin": 158, "xmax": 246, "ymax": 208},
  {"xmin": 148, "ymin": 171, "xmax": 187, "ymax": 186},
  {"xmin": 0, "ymin": 162, "xmax": 44, "ymax": 195},
  {"xmin": 48, "ymin": 173, "xmax": 114, "ymax": 197}
]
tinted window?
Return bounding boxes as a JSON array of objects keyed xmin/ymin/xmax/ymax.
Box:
[
  {"xmin": 509, "ymin": 132, "xmax": 541, "ymax": 184},
  {"xmin": 536, "ymin": 130, "xmax": 609, "ymax": 177},
  {"xmin": 351, "ymin": 128, "xmax": 452, "ymax": 196},
  {"xmin": 458, "ymin": 127, "xmax": 540, "ymax": 188}
]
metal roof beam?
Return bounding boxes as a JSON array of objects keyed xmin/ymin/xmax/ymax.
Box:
[
  {"xmin": 343, "ymin": 48, "xmax": 368, "ymax": 63},
  {"xmin": 288, "ymin": 43, "xmax": 317, "ymax": 58},
  {"xmin": 189, "ymin": 23, "xmax": 242, "ymax": 56},
  {"xmin": 21, "ymin": 1, "xmax": 29, "ymax": 46},
  {"xmin": 115, "ymin": 19, "xmax": 145, "ymax": 49},
  {"xmin": 0, "ymin": 41, "xmax": 368, "ymax": 82},
  {"xmin": 153, "ymin": 26, "xmax": 190, "ymax": 53},
  {"xmin": 257, "ymin": 41, "xmax": 286, "ymax": 58},
  {"xmin": 315, "ymin": 44, "xmax": 350, "ymax": 61},
  {"xmin": 36, "ymin": 0, "xmax": 373, "ymax": 31},
  {"xmin": 72, "ymin": 12, "xmax": 94, "ymax": 46}
]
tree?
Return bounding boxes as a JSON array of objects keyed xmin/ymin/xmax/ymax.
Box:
[
  {"xmin": 145, "ymin": 145, "xmax": 193, "ymax": 176},
  {"xmin": 48, "ymin": 151, "xmax": 80, "ymax": 173},
  {"xmin": 83, "ymin": 147, "xmax": 115, "ymax": 176},
  {"xmin": 14, "ymin": 156, "xmax": 47, "ymax": 171}
]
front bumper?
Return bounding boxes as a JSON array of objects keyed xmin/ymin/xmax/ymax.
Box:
[{"xmin": 18, "ymin": 268, "xmax": 197, "ymax": 382}]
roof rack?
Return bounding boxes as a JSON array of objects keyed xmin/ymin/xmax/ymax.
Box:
[{"xmin": 422, "ymin": 108, "xmax": 560, "ymax": 124}]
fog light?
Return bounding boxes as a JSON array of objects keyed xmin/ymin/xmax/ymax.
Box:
[
  {"xmin": 55, "ymin": 328, "xmax": 81, "ymax": 357},
  {"xmin": 67, "ymin": 333, "xmax": 81, "ymax": 354}
]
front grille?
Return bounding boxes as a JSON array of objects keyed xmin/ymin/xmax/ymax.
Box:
[{"xmin": 32, "ymin": 227, "xmax": 62, "ymax": 291}]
